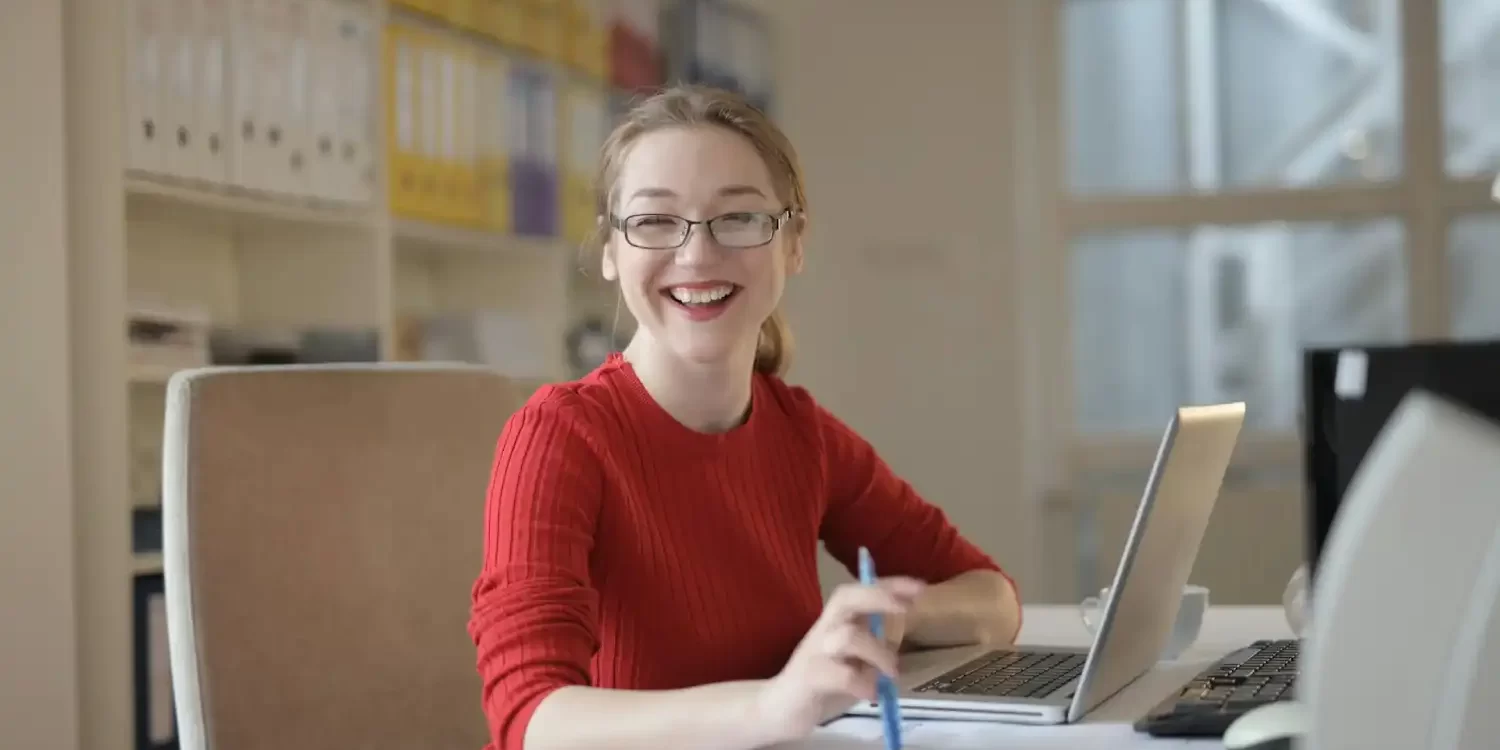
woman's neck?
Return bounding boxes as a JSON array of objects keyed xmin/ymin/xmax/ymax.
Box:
[{"xmin": 623, "ymin": 337, "xmax": 757, "ymax": 434}]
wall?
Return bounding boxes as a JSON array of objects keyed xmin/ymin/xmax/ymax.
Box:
[
  {"xmin": 0, "ymin": 1, "xmax": 82, "ymax": 748},
  {"xmin": 748, "ymin": 0, "xmax": 1040, "ymax": 594}
]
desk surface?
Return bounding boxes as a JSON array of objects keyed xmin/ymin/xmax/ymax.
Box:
[{"xmin": 788, "ymin": 604, "xmax": 1292, "ymax": 748}]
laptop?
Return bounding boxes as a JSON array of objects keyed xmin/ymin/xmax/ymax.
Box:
[{"xmin": 847, "ymin": 402, "xmax": 1246, "ymax": 725}]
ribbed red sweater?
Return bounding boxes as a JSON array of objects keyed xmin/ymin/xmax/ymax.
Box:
[{"xmin": 468, "ymin": 353, "xmax": 1009, "ymax": 750}]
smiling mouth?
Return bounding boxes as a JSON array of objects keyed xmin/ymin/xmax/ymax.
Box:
[{"xmin": 662, "ymin": 284, "xmax": 741, "ymax": 309}]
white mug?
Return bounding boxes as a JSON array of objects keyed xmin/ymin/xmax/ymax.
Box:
[
  {"xmin": 1283, "ymin": 564, "xmax": 1309, "ymax": 636},
  {"xmin": 1078, "ymin": 584, "xmax": 1209, "ymax": 661}
]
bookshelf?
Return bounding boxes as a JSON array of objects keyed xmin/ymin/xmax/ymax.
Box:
[{"xmin": 87, "ymin": 0, "xmax": 772, "ymax": 747}]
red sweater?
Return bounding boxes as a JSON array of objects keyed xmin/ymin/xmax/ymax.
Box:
[{"xmin": 468, "ymin": 354, "xmax": 1011, "ymax": 750}]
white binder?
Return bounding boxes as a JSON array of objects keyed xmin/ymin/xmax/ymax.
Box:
[
  {"xmin": 331, "ymin": 0, "xmax": 376, "ymax": 204},
  {"xmin": 227, "ymin": 0, "xmax": 266, "ymax": 191},
  {"xmin": 195, "ymin": 0, "xmax": 231, "ymax": 185},
  {"xmin": 277, "ymin": 0, "xmax": 314, "ymax": 197},
  {"xmin": 126, "ymin": 0, "xmax": 169, "ymax": 175},
  {"xmin": 162, "ymin": 0, "xmax": 199, "ymax": 181},
  {"xmin": 307, "ymin": 0, "xmax": 342, "ymax": 200}
]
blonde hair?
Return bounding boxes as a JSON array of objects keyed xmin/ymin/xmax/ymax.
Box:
[{"xmin": 590, "ymin": 84, "xmax": 807, "ymax": 377}]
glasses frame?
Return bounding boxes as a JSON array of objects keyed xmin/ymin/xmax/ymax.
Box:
[{"xmin": 609, "ymin": 207, "xmax": 796, "ymax": 250}]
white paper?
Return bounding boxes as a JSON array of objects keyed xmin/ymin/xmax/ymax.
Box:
[{"xmin": 774, "ymin": 717, "xmax": 1212, "ymax": 750}]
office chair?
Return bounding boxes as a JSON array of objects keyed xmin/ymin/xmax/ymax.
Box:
[
  {"xmin": 160, "ymin": 363, "xmax": 523, "ymax": 750},
  {"xmin": 1300, "ymin": 390, "xmax": 1500, "ymax": 749}
]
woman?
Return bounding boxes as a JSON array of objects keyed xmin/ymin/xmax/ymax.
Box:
[{"xmin": 468, "ymin": 84, "xmax": 1022, "ymax": 750}]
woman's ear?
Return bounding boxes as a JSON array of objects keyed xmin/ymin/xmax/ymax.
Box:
[
  {"xmin": 601, "ymin": 241, "xmax": 618, "ymax": 281},
  {"xmin": 786, "ymin": 218, "xmax": 806, "ymax": 276}
]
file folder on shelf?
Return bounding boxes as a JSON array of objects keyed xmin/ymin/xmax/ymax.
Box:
[
  {"xmin": 228, "ymin": 0, "xmax": 266, "ymax": 191},
  {"xmin": 309, "ymin": 0, "xmax": 343, "ymax": 199},
  {"xmin": 521, "ymin": 0, "xmax": 567, "ymax": 62},
  {"xmin": 195, "ymin": 0, "xmax": 232, "ymax": 185},
  {"xmin": 478, "ymin": 0, "xmax": 527, "ymax": 48},
  {"xmin": 510, "ymin": 62, "xmax": 559, "ymax": 237},
  {"xmin": 609, "ymin": 0, "xmax": 663, "ymax": 93},
  {"xmin": 228, "ymin": 0, "xmax": 312, "ymax": 197},
  {"xmin": 564, "ymin": 0, "xmax": 610, "ymax": 81},
  {"xmin": 333, "ymin": 0, "xmax": 378, "ymax": 204},
  {"xmin": 477, "ymin": 50, "xmax": 514, "ymax": 233},
  {"xmin": 126, "ymin": 0, "xmax": 168, "ymax": 176},
  {"xmin": 161, "ymin": 0, "xmax": 201, "ymax": 182},
  {"xmin": 385, "ymin": 23, "xmax": 426, "ymax": 216},
  {"xmin": 444, "ymin": 0, "xmax": 480, "ymax": 31},
  {"xmin": 664, "ymin": 0, "xmax": 772, "ymax": 111},
  {"xmin": 280, "ymin": 0, "xmax": 315, "ymax": 198},
  {"xmin": 416, "ymin": 27, "xmax": 446, "ymax": 218},
  {"xmin": 562, "ymin": 81, "xmax": 607, "ymax": 244},
  {"xmin": 452, "ymin": 38, "xmax": 484, "ymax": 225}
]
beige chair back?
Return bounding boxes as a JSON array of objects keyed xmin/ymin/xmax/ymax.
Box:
[{"xmin": 161, "ymin": 364, "xmax": 521, "ymax": 750}]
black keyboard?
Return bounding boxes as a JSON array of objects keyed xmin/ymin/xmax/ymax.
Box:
[
  {"xmin": 912, "ymin": 649, "xmax": 1087, "ymax": 699},
  {"xmin": 1135, "ymin": 639, "xmax": 1299, "ymax": 737}
]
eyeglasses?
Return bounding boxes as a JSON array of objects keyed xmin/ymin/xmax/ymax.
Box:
[{"xmin": 610, "ymin": 208, "xmax": 794, "ymax": 250}]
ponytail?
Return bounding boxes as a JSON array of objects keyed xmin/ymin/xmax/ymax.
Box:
[{"xmin": 754, "ymin": 308, "xmax": 793, "ymax": 376}]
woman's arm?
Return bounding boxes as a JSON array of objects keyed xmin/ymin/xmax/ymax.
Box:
[
  {"xmin": 524, "ymin": 579, "xmax": 927, "ymax": 750},
  {"xmin": 814, "ymin": 402, "xmax": 1023, "ymax": 651},
  {"xmin": 903, "ymin": 568, "xmax": 1022, "ymax": 648},
  {"xmin": 525, "ymin": 681, "xmax": 777, "ymax": 750}
]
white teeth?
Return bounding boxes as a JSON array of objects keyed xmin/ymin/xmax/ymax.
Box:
[{"xmin": 669, "ymin": 285, "xmax": 735, "ymax": 305}]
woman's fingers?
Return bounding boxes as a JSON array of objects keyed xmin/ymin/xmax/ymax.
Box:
[
  {"xmin": 823, "ymin": 622, "xmax": 899, "ymax": 677},
  {"xmin": 824, "ymin": 579, "xmax": 923, "ymax": 623}
]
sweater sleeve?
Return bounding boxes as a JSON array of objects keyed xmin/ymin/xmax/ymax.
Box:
[
  {"xmin": 468, "ymin": 394, "xmax": 603, "ymax": 750},
  {"xmin": 815, "ymin": 404, "xmax": 1015, "ymax": 594}
]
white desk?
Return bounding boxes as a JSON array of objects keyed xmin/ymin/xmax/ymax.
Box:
[{"xmin": 787, "ymin": 604, "xmax": 1293, "ymax": 748}]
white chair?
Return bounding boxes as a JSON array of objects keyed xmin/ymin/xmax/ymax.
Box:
[
  {"xmin": 160, "ymin": 363, "xmax": 523, "ymax": 750},
  {"xmin": 1301, "ymin": 390, "xmax": 1500, "ymax": 749}
]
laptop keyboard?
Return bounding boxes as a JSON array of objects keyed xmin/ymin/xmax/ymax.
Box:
[{"xmin": 913, "ymin": 650, "xmax": 1087, "ymax": 699}]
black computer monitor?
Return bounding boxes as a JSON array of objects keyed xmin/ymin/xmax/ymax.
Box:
[{"xmin": 1303, "ymin": 339, "xmax": 1500, "ymax": 576}]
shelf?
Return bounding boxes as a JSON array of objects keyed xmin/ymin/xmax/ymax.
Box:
[
  {"xmin": 125, "ymin": 174, "xmax": 376, "ymax": 232},
  {"xmin": 393, "ymin": 218, "xmax": 577, "ymax": 258}
]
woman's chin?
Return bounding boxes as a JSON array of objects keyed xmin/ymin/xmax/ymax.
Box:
[{"xmin": 668, "ymin": 335, "xmax": 757, "ymax": 368}]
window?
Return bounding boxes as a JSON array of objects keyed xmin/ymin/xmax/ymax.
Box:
[
  {"xmin": 1441, "ymin": 0, "xmax": 1500, "ymax": 178},
  {"xmin": 1072, "ymin": 219, "xmax": 1407, "ymax": 433},
  {"xmin": 1064, "ymin": 0, "xmax": 1402, "ymax": 194},
  {"xmin": 1039, "ymin": 0, "xmax": 1500, "ymax": 476},
  {"xmin": 1449, "ymin": 213, "xmax": 1500, "ymax": 338}
]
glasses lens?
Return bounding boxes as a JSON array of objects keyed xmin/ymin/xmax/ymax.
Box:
[
  {"xmin": 625, "ymin": 215, "xmax": 689, "ymax": 248},
  {"xmin": 709, "ymin": 212, "xmax": 775, "ymax": 248}
]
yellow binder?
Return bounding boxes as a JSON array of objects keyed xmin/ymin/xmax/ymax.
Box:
[
  {"xmin": 384, "ymin": 24, "xmax": 424, "ymax": 218},
  {"xmin": 479, "ymin": 0, "xmax": 526, "ymax": 48},
  {"xmin": 520, "ymin": 0, "xmax": 565, "ymax": 61},
  {"xmin": 563, "ymin": 0, "xmax": 609, "ymax": 80},
  {"xmin": 451, "ymin": 38, "xmax": 483, "ymax": 226}
]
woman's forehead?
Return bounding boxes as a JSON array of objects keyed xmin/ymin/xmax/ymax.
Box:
[{"xmin": 617, "ymin": 127, "xmax": 776, "ymax": 202}]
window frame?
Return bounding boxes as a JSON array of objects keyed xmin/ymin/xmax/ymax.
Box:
[{"xmin": 1014, "ymin": 0, "xmax": 1498, "ymax": 490}]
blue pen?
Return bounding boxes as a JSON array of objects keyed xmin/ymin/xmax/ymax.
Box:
[{"xmin": 858, "ymin": 546, "xmax": 903, "ymax": 750}]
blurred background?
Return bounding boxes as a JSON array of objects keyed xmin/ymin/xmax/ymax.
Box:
[{"xmin": 4, "ymin": 0, "xmax": 1499, "ymax": 748}]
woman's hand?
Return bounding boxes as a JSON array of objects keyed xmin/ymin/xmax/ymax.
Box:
[{"xmin": 754, "ymin": 577, "xmax": 926, "ymax": 744}]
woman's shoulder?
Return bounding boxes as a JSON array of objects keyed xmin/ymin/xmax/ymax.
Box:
[
  {"xmin": 752, "ymin": 371, "xmax": 833, "ymax": 430},
  {"xmin": 505, "ymin": 359, "xmax": 637, "ymax": 436}
]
